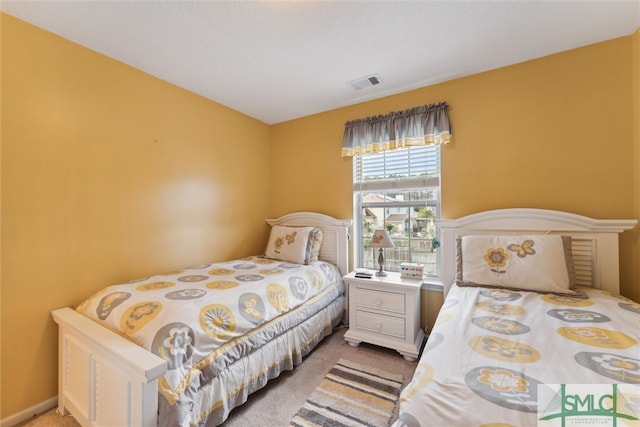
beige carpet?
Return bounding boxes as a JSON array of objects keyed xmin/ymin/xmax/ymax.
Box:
[
  {"xmin": 15, "ymin": 410, "xmax": 78, "ymax": 427},
  {"xmin": 21, "ymin": 326, "xmax": 419, "ymax": 427}
]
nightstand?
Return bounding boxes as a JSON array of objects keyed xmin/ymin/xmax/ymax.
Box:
[{"xmin": 343, "ymin": 271, "xmax": 425, "ymax": 361}]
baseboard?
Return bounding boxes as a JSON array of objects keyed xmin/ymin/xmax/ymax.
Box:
[{"xmin": 1, "ymin": 397, "xmax": 57, "ymax": 427}]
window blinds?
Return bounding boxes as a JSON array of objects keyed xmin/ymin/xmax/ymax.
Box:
[{"xmin": 353, "ymin": 145, "xmax": 440, "ymax": 192}]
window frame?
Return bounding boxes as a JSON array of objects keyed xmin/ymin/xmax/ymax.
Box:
[{"xmin": 352, "ymin": 145, "xmax": 442, "ymax": 281}]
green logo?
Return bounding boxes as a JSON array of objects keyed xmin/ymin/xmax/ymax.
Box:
[{"xmin": 538, "ymin": 384, "xmax": 639, "ymax": 426}]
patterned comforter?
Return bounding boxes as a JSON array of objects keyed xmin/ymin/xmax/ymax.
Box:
[
  {"xmin": 76, "ymin": 256, "xmax": 344, "ymax": 426},
  {"xmin": 395, "ymin": 285, "xmax": 640, "ymax": 427}
]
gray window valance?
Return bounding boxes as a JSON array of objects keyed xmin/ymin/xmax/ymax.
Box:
[{"xmin": 341, "ymin": 102, "xmax": 452, "ymax": 157}]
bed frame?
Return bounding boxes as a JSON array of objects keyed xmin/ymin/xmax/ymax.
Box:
[
  {"xmin": 395, "ymin": 209, "xmax": 638, "ymax": 427},
  {"xmin": 51, "ymin": 212, "xmax": 351, "ymax": 427},
  {"xmin": 437, "ymin": 208, "xmax": 637, "ymax": 296}
]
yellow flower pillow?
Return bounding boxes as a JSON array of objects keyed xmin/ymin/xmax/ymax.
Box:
[
  {"xmin": 456, "ymin": 235, "xmax": 577, "ymax": 295},
  {"xmin": 265, "ymin": 225, "xmax": 320, "ymax": 265}
]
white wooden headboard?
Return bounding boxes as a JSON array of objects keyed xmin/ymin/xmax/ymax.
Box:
[
  {"xmin": 266, "ymin": 212, "xmax": 352, "ymax": 275},
  {"xmin": 437, "ymin": 208, "xmax": 637, "ymax": 296}
]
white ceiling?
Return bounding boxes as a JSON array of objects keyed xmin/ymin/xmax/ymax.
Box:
[{"xmin": 2, "ymin": 1, "xmax": 639, "ymax": 124}]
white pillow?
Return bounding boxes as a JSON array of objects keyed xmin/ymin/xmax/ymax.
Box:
[
  {"xmin": 456, "ymin": 234, "xmax": 575, "ymax": 295},
  {"xmin": 265, "ymin": 225, "xmax": 318, "ymax": 264}
]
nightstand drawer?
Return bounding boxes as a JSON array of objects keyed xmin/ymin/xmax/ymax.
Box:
[
  {"xmin": 355, "ymin": 311, "xmax": 405, "ymax": 339},
  {"xmin": 353, "ymin": 287, "xmax": 405, "ymax": 314}
]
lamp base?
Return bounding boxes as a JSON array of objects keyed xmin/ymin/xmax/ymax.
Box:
[{"xmin": 376, "ymin": 248, "xmax": 387, "ymax": 277}]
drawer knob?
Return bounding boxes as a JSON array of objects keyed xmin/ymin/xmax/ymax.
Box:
[
  {"xmin": 375, "ymin": 299, "xmax": 382, "ymax": 306},
  {"xmin": 375, "ymin": 322, "xmax": 382, "ymax": 330}
]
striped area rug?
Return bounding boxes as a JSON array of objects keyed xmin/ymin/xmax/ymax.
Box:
[{"xmin": 289, "ymin": 358, "xmax": 404, "ymax": 427}]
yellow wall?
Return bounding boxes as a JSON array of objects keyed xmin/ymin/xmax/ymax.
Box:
[
  {"xmin": 633, "ymin": 29, "xmax": 640, "ymax": 317},
  {"xmin": 1, "ymin": 14, "xmax": 271, "ymax": 417},
  {"xmin": 2, "ymin": 11, "xmax": 639, "ymax": 421},
  {"xmin": 272, "ymin": 36, "xmax": 638, "ymax": 307}
]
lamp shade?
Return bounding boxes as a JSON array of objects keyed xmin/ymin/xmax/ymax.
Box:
[{"xmin": 369, "ymin": 229, "xmax": 395, "ymax": 248}]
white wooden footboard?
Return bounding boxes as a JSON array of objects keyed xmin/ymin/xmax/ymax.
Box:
[{"xmin": 51, "ymin": 308, "xmax": 166, "ymax": 427}]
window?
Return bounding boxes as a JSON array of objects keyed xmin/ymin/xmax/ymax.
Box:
[{"xmin": 353, "ymin": 145, "xmax": 441, "ymax": 278}]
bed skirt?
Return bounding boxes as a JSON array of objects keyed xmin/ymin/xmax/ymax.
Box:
[{"xmin": 159, "ymin": 294, "xmax": 345, "ymax": 426}]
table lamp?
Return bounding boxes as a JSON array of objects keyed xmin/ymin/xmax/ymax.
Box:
[{"xmin": 369, "ymin": 229, "xmax": 395, "ymax": 276}]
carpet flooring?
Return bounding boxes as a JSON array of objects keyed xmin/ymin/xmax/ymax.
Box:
[{"xmin": 20, "ymin": 326, "xmax": 419, "ymax": 427}]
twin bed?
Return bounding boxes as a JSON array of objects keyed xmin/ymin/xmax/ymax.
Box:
[
  {"xmin": 395, "ymin": 208, "xmax": 639, "ymax": 426},
  {"xmin": 53, "ymin": 208, "xmax": 639, "ymax": 427},
  {"xmin": 52, "ymin": 212, "xmax": 351, "ymax": 427}
]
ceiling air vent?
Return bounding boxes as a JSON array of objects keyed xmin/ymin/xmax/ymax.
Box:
[{"xmin": 346, "ymin": 74, "xmax": 383, "ymax": 91}]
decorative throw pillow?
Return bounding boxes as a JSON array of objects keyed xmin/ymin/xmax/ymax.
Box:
[
  {"xmin": 265, "ymin": 225, "xmax": 318, "ymax": 265},
  {"xmin": 456, "ymin": 234, "xmax": 577, "ymax": 295},
  {"xmin": 309, "ymin": 228, "xmax": 323, "ymax": 262}
]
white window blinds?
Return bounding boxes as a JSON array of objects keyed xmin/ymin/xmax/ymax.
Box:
[{"xmin": 354, "ymin": 145, "xmax": 440, "ymax": 192}]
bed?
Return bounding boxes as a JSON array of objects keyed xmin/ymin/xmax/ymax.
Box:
[
  {"xmin": 394, "ymin": 208, "xmax": 639, "ymax": 427},
  {"xmin": 51, "ymin": 212, "xmax": 351, "ymax": 427}
]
